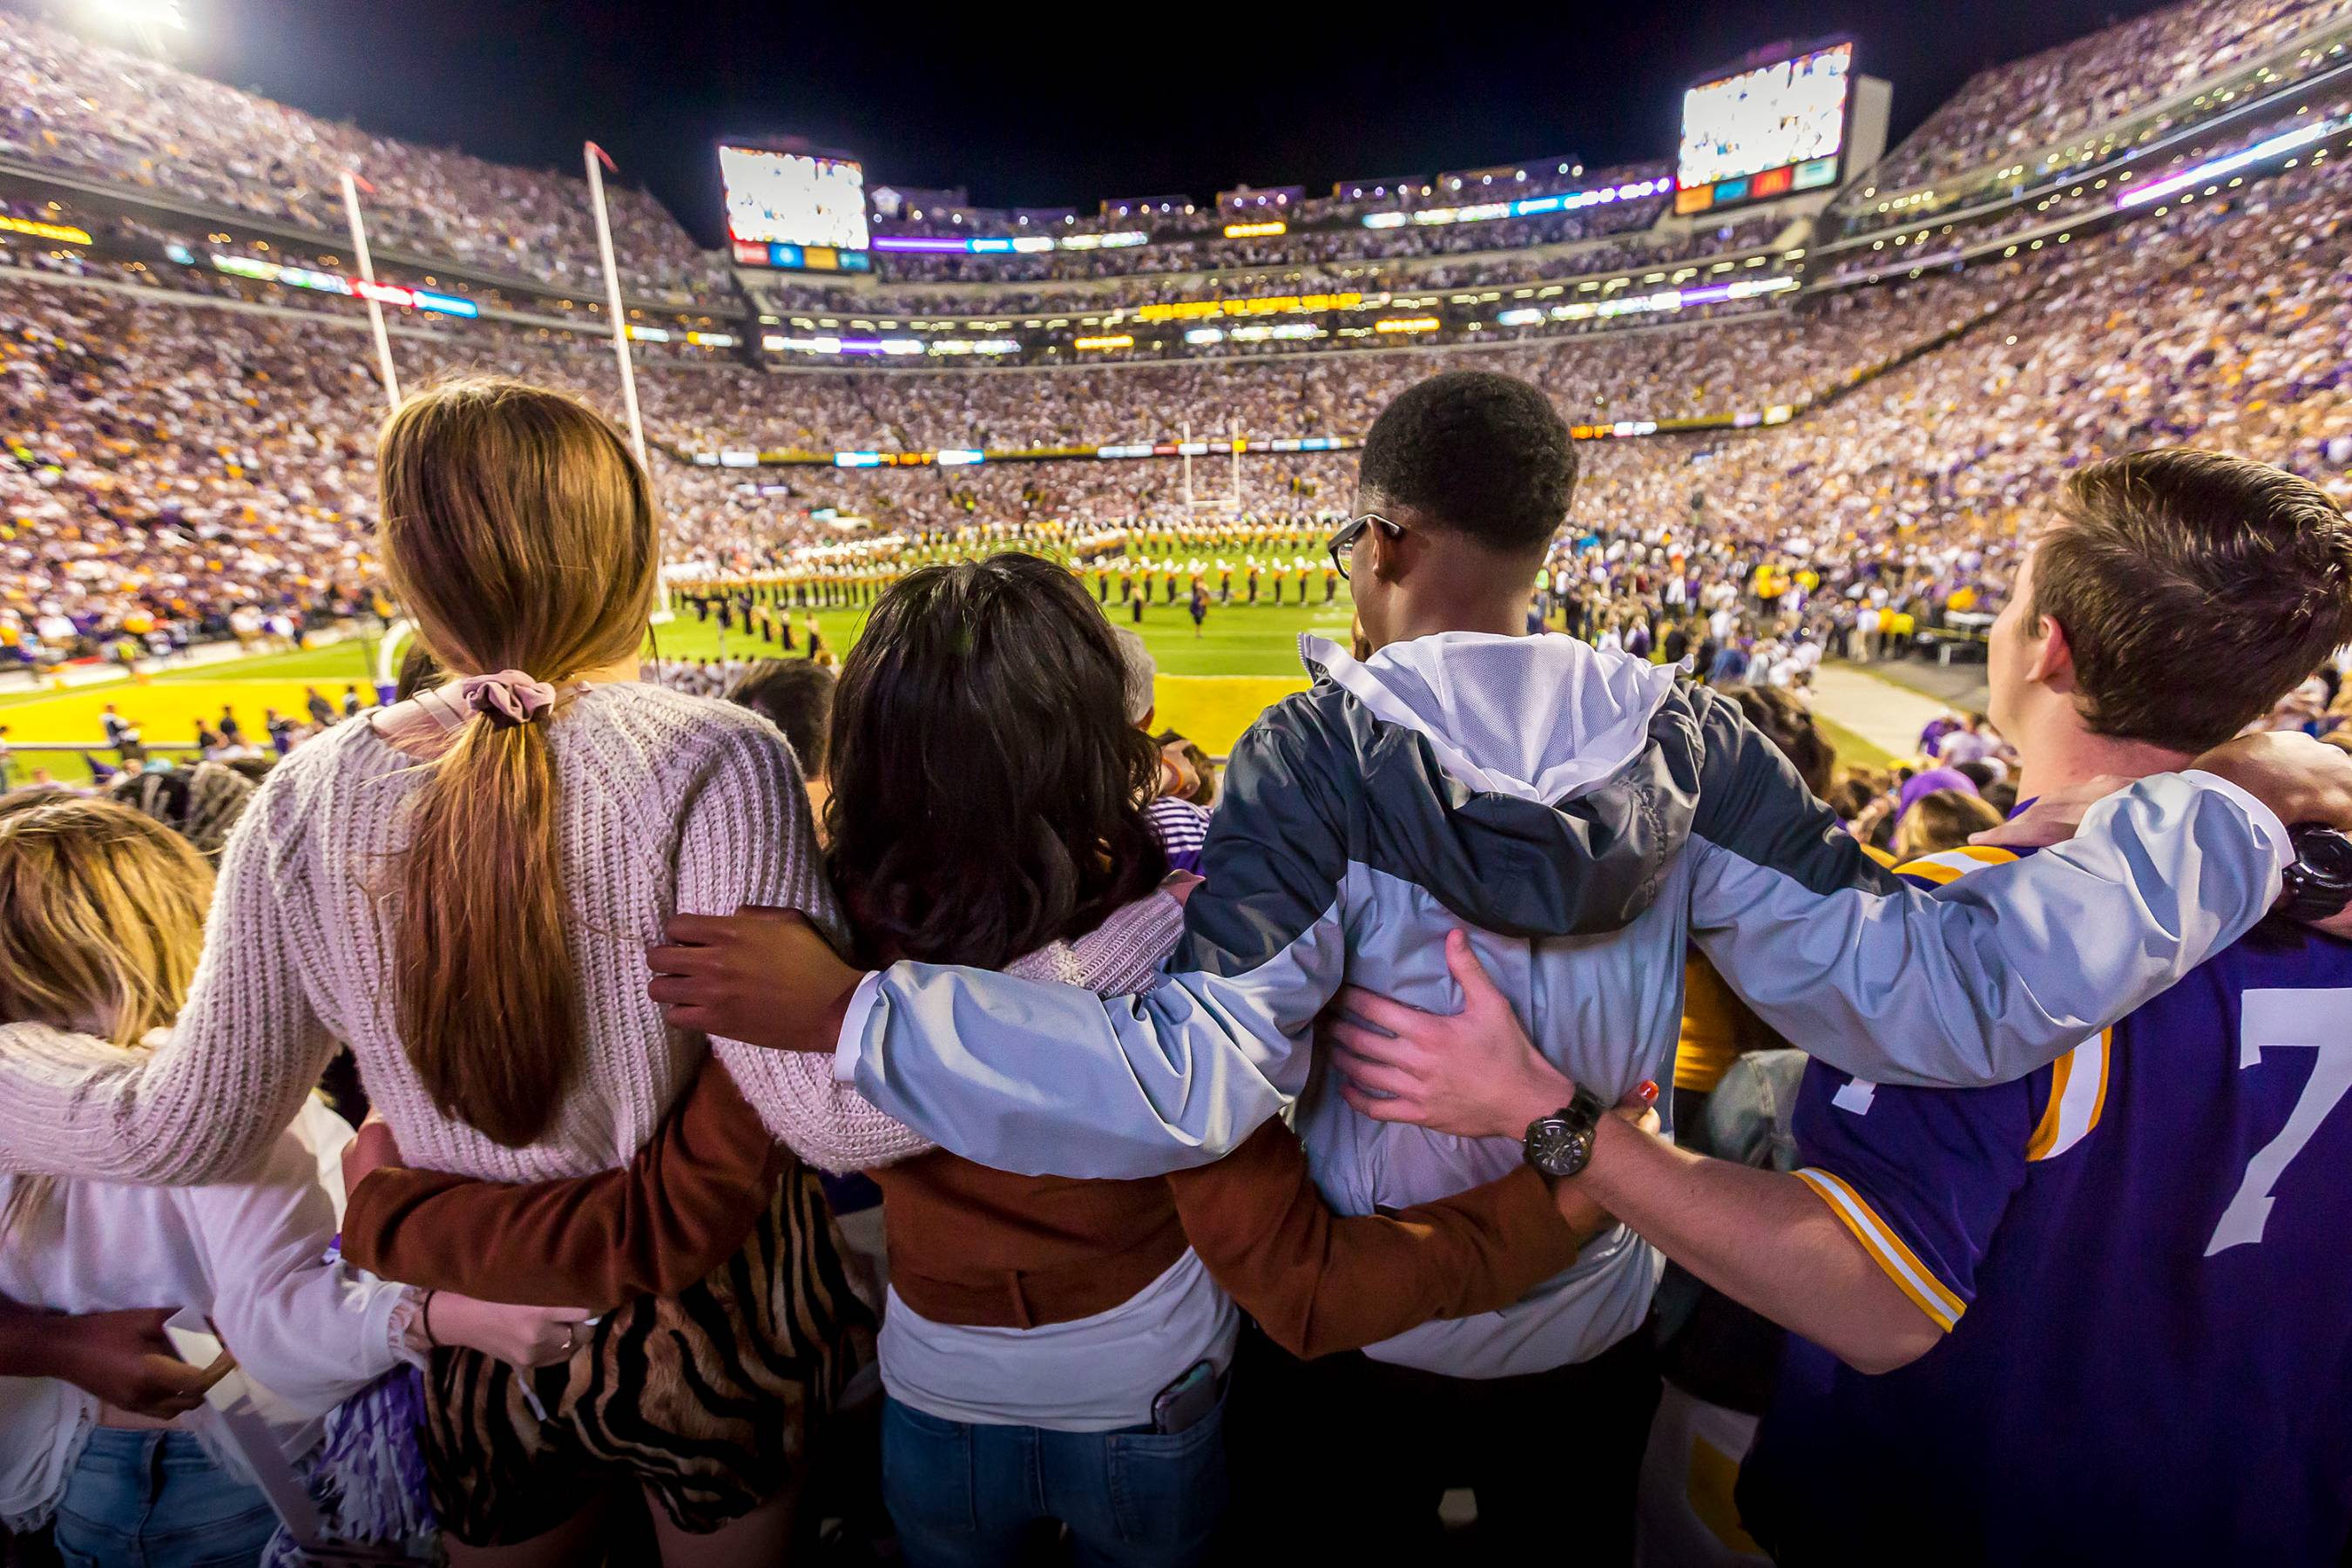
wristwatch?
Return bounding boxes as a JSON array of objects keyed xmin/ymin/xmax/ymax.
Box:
[
  {"xmin": 2277, "ymin": 823, "xmax": 2352, "ymax": 923},
  {"xmin": 1524, "ymin": 1084, "xmax": 1610, "ymax": 1179}
]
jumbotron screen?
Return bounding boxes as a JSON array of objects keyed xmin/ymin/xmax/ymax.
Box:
[
  {"xmin": 1674, "ymin": 42, "xmax": 1852, "ymax": 216},
  {"xmin": 720, "ymin": 145, "xmax": 873, "ymax": 273}
]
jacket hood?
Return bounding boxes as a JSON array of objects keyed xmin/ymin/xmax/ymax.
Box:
[{"xmin": 1301, "ymin": 632, "xmax": 1681, "ymax": 804}]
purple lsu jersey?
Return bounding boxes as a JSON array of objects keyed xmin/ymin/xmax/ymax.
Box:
[{"xmin": 1740, "ymin": 843, "xmax": 2352, "ymax": 1565}]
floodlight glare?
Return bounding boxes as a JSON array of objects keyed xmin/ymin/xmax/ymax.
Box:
[{"xmin": 83, "ymin": 0, "xmax": 186, "ymax": 26}]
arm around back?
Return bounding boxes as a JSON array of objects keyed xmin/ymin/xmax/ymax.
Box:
[
  {"xmin": 1167, "ymin": 1119, "xmax": 1603, "ymax": 1359},
  {"xmin": 835, "ymin": 703, "xmax": 1359, "ymax": 1179},
  {"xmin": 341, "ymin": 1056, "xmax": 781, "ymax": 1311},
  {"xmin": 0, "ymin": 767, "xmax": 335, "ymax": 1183},
  {"xmin": 1684, "ymin": 691, "xmax": 2288, "ymax": 1088}
]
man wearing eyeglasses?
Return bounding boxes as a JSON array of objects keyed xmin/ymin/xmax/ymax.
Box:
[{"xmin": 653, "ymin": 370, "xmax": 2352, "ymax": 1558}]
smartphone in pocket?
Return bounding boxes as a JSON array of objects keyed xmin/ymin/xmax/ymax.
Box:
[{"xmin": 1150, "ymin": 1359, "xmax": 1220, "ymax": 1435}]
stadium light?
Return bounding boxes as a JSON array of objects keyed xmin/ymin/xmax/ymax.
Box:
[{"xmin": 82, "ymin": 0, "xmax": 185, "ymax": 27}]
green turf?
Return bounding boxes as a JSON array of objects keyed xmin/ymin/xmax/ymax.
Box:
[
  {"xmin": 648, "ymin": 591, "xmax": 1355, "ymax": 678},
  {"xmin": 1815, "ymin": 714, "xmax": 1895, "ymax": 771},
  {"xmin": 0, "ymin": 588, "xmax": 1903, "ymax": 775}
]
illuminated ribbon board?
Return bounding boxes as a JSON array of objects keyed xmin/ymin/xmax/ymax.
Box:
[
  {"xmin": 2114, "ymin": 114, "xmax": 2350, "ymax": 208},
  {"xmin": 764, "ymin": 335, "xmax": 1019, "ymax": 356},
  {"xmin": 1362, "ymin": 176, "xmax": 1672, "ymax": 229},
  {"xmin": 0, "ymin": 215, "xmax": 93, "ymax": 245},
  {"xmin": 1134, "ymin": 292, "xmax": 1362, "ymax": 323},
  {"xmin": 208, "ymin": 253, "xmax": 478, "ymax": 317},
  {"xmin": 871, "ymin": 232, "xmax": 1150, "ymax": 254},
  {"xmin": 1495, "ymin": 274, "xmax": 1795, "ymax": 326},
  {"xmin": 625, "ymin": 326, "xmax": 739, "ymax": 347}
]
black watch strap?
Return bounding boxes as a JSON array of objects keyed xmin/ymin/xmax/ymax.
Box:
[{"xmin": 2278, "ymin": 824, "xmax": 2352, "ymax": 923}]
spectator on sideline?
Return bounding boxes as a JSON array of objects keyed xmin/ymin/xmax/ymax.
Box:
[
  {"xmin": 728, "ymin": 659, "xmax": 838, "ymax": 831},
  {"xmin": 1935, "ymin": 713, "xmax": 1998, "ymax": 767},
  {"xmin": 1890, "ymin": 788, "xmax": 2006, "ymax": 861}
]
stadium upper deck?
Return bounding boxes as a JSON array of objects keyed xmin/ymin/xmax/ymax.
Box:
[
  {"xmin": 1826, "ymin": 0, "xmax": 2352, "ymax": 232},
  {"xmin": 3, "ymin": 0, "xmax": 2349, "ymax": 375}
]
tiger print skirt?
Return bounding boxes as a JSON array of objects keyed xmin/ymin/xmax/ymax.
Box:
[{"xmin": 419, "ymin": 1161, "xmax": 877, "ymax": 1546}]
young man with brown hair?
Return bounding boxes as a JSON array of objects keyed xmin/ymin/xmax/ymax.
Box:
[{"xmin": 1333, "ymin": 449, "xmax": 2352, "ymax": 1564}]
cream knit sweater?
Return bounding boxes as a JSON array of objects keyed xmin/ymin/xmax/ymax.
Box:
[{"xmin": 0, "ymin": 682, "xmax": 927, "ymax": 1184}]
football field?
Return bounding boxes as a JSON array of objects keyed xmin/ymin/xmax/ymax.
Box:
[
  {"xmin": 0, "ymin": 591, "xmax": 1894, "ymax": 785},
  {"xmin": 0, "ymin": 594, "xmax": 1358, "ymax": 782}
]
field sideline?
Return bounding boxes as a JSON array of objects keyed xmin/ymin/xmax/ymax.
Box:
[{"xmin": 0, "ymin": 593, "xmax": 1896, "ymax": 781}]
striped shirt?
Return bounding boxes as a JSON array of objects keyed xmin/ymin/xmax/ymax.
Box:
[{"xmin": 1145, "ymin": 795, "xmax": 1211, "ymax": 875}]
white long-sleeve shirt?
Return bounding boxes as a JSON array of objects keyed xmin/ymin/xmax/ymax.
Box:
[
  {"xmin": 0, "ymin": 682, "xmax": 923, "ymax": 1186},
  {"xmin": 0, "ymin": 1099, "xmax": 402, "ymax": 1531}
]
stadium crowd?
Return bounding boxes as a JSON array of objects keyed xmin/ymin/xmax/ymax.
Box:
[
  {"xmin": 0, "ymin": 10, "xmax": 721, "ymax": 300},
  {"xmin": 5, "ymin": 3, "xmax": 2352, "ymax": 1560},
  {"xmin": 1, "ymin": 365, "xmax": 2349, "ymax": 1568},
  {"xmin": 1835, "ymin": 0, "xmax": 2352, "ymax": 212},
  {"xmin": 9, "ymin": 132, "xmax": 2351, "ymax": 665}
]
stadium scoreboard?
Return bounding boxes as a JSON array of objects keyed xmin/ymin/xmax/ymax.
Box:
[
  {"xmin": 720, "ymin": 145, "xmax": 873, "ymax": 273},
  {"xmin": 1675, "ymin": 41, "xmax": 1853, "ymax": 216}
]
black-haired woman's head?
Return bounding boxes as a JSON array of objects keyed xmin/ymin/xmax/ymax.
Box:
[{"xmin": 824, "ymin": 553, "xmax": 1168, "ymax": 970}]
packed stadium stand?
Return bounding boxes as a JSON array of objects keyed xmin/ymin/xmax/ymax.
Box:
[{"xmin": 3, "ymin": 0, "xmax": 2351, "ymax": 667}]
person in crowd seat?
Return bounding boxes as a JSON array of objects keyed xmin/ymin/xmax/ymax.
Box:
[{"xmin": 1325, "ymin": 449, "xmax": 2352, "ymax": 1565}]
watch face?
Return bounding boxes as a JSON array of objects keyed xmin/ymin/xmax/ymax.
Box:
[
  {"xmin": 1527, "ymin": 1118, "xmax": 1596, "ymax": 1178},
  {"xmin": 2299, "ymin": 829, "xmax": 2352, "ymax": 880}
]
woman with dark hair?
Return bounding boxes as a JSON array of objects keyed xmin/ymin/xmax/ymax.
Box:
[
  {"xmin": 339, "ymin": 552, "xmax": 1619, "ymax": 1568},
  {"xmin": 820, "ymin": 555, "xmax": 1171, "ymax": 968}
]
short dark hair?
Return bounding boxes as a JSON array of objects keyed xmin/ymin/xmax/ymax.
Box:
[
  {"xmin": 1359, "ymin": 370, "xmax": 1576, "ymax": 555},
  {"xmin": 2032, "ymin": 449, "xmax": 2352, "ymax": 750},
  {"xmin": 824, "ymin": 554, "xmax": 1167, "ymax": 970},
  {"xmin": 730, "ymin": 659, "xmax": 837, "ymax": 779}
]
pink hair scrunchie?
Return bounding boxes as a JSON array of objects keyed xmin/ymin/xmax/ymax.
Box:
[{"xmin": 459, "ymin": 669, "xmax": 559, "ymax": 727}]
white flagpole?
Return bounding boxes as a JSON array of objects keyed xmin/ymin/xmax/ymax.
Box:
[
  {"xmin": 340, "ymin": 172, "xmax": 399, "ymax": 409},
  {"xmin": 584, "ymin": 142, "xmax": 670, "ymax": 618}
]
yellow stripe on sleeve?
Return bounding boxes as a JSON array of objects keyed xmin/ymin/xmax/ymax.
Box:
[
  {"xmin": 1894, "ymin": 846, "xmax": 2022, "ymax": 887},
  {"xmin": 2024, "ymin": 1049, "xmax": 2076, "ymax": 1161},
  {"xmin": 2027, "ymin": 1030, "xmax": 2112, "ymax": 1161},
  {"xmin": 1794, "ymin": 1167, "xmax": 1967, "ymax": 1333}
]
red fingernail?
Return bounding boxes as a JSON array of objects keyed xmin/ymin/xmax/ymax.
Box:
[{"xmin": 1639, "ymin": 1080, "xmax": 1659, "ymax": 1102}]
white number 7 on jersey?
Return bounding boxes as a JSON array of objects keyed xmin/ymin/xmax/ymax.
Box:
[{"xmin": 2207, "ymin": 990, "xmax": 2352, "ymax": 1256}]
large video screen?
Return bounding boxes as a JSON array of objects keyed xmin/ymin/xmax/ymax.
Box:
[
  {"xmin": 720, "ymin": 145, "xmax": 870, "ymax": 270},
  {"xmin": 1675, "ymin": 42, "xmax": 1852, "ymax": 216}
]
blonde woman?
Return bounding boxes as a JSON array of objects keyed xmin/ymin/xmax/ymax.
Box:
[
  {"xmin": 0, "ymin": 379, "xmax": 889, "ymax": 1566},
  {"xmin": 0, "ymin": 794, "xmax": 574, "ymax": 1566}
]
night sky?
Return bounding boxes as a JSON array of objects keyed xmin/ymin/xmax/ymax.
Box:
[{"xmin": 154, "ymin": 0, "xmax": 2175, "ymax": 244}]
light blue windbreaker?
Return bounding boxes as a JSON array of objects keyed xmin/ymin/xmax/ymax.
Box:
[{"xmin": 836, "ymin": 632, "xmax": 2288, "ymax": 1375}]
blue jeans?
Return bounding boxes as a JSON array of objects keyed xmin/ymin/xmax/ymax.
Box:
[
  {"xmin": 53, "ymin": 1428, "xmax": 278, "ymax": 1568},
  {"xmin": 881, "ymin": 1393, "xmax": 1228, "ymax": 1568}
]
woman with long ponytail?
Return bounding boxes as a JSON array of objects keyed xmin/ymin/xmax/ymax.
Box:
[{"xmin": 0, "ymin": 377, "xmax": 897, "ymax": 1565}]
